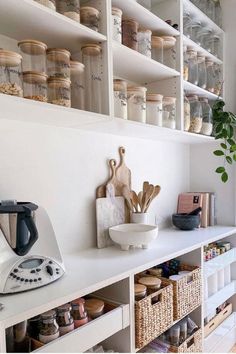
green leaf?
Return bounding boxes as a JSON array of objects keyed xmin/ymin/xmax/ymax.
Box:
[
  {"xmin": 233, "ymin": 154, "xmax": 236, "ymax": 161},
  {"xmin": 214, "ymin": 150, "xmax": 224, "ymax": 156},
  {"xmin": 231, "ymin": 145, "xmax": 236, "ymax": 152},
  {"xmin": 221, "ymin": 143, "xmax": 227, "ymax": 150},
  {"xmin": 222, "ymin": 172, "xmax": 228, "ymax": 183},
  {"xmin": 226, "ymin": 156, "xmax": 233, "ymax": 164},
  {"xmin": 228, "ymin": 125, "xmax": 234, "ymax": 138},
  {"xmin": 215, "ymin": 134, "xmax": 223, "ymax": 140},
  {"xmin": 216, "ymin": 123, "xmax": 223, "ymax": 134},
  {"xmin": 216, "ymin": 167, "xmax": 225, "ymax": 173},
  {"xmin": 227, "ymin": 139, "xmax": 235, "ymax": 146},
  {"xmin": 222, "ymin": 129, "xmax": 228, "ymax": 138}
]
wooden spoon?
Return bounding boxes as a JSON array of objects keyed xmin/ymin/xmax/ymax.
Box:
[
  {"xmin": 122, "ymin": 185, "xmax": 133, "ymax": 212},
  {"xmin": 144, "ymin": 185, "xmax": 161, "ymax": 212},
  {"xmin": 142, "ymin": 184, "xmax": 155, "ymax": 212},
  {"xmin": 138, "ymin": 191, "xmax": 144, "ymax": 211},
  {"xmin": 130, "ymin": 190, "xmax": 139, "ymax": 212}
]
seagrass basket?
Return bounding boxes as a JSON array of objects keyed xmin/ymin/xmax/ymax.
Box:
[{"xmin": 169, "ymin": 328, "xmax": 202, "ymax": 353}]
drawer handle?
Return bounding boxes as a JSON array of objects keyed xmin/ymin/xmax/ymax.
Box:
[
  {"xmin": 187, "ymin": 337, "xmax": 194, "ymax": 348},
  {"xmin": 209, "ymin": 322, "xmax": 215, "ymax": 328}
]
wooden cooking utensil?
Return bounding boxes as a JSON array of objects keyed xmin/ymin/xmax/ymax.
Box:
[
  {"xmin": 130, "ymin": 190, "xmax": 139, "ymax": 212},
  {"xmin": 122, "ymin": 185, "xmax": 134, "ymax": 212},
  {"xmin": 142, "ymin": 184, "xmax": 155, "ymax": 212},
  {"xmin": 116, "ymin": 147, "xmax": 132, "ymax": 189},
  {"xmin": 143, "ymin": 181, "xmax": 149, "ymax": 194},
  {"xmin": 144, "ymin": 185, "xmax": 161, "ymax": 212},
  {"xmin": 138, "ymin": 191, "xmax": 144, "ymax": 211}
]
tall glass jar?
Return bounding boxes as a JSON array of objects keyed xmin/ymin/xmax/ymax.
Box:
[
  {"xmin": 146, "ymin": 93, "xmax": 163, "ymax": 127},
  {"xmin": 112, "ymin": 7, "xmax": 122, "ymax": 43},
  {"xmin": 23, "ymin": 71, "xmax": 48, "ymax": 102},
  {"xmin": 209, "ymin": 35, "xmax": 221, "ymax": 58},
  {"xmin": 206, "ymin": 59, "xmax": 215, "ymax": 93},
  {"xmin": 183, "ymin": 46, "xmax": 189, "ymax": 81},
  {"xmin": 39, "ymin": 310, "xmax": 59, "ymax": 344},
  {"xmin": 70, "ymin": 60, "xmax": 85, "ymax": 110},
  {"xmin": 114, "ymin": 79, "xmax": 127, "ymax": 119},
  {"xmin": 56, "ymin": 0, "xmax": 80, "ymax": 22},
  {"xmin": 0, "ymin": 50, "xmax": 23, "ymax": 97},
  {"xmin": 122, "ymin": 19, "xmax": 138, "ymax": 51},
  {"xmin": 127, "ymin": 86, "xmax": 147, "ymax": 123},
  {"xmin": 162, "ymin": 36, "xmax": 177, "ymax": 69},
  {"xmin": 191, "ymin": 20, "xmax": 202, "ymax": 45},
  {"xmin": 162, "ymin": 97, "xmax": 176, "ymax": 129},
  {"xmin": 46, "ymin": 48, "xmax": 70, "ymax": 79},
  {"xmin": 57, "ymin": 304, "xmax": 74, "ymax": 336},
  {"xmin": 48, "ymin": 77, "xmax": 71, "ymax": 107},
  {"xmin": 183, "ymin": 10, "xmax": 192, "ymax": 38},
  {"xmin": 151, "ymin": 36, "xmax": 164, "ymax": 63},
  {"xmin": 206, "ymin": 0, "xmax": 215, "ymax": 21},
  {"xmin": 80, "ymin": 7, "xmax": 100, "ymax": 32},
  {"xmin": 184, "ymin": 94, "xmax": 190, "ymax": 131},
  {"xmin": 197, "ymin": 54, "xmax": 207, "ymax": 89},
  {"xmin": 199, "ymin": 28, "xmax": 213, "ymax": 52},
  {"xmin": 214, "ymin": 63, "xmax": 222, "ymax": 96},
  {"xmin": 199, "ymin": 97, "xmax": 213, "ymax": 136},
  {"xmin": 18, "ymin": 40, "xmax": 47, "ymax": 73},
  {"xmin": 187, "ymin": 49, "xmax": 198, "ymax": 85},
  {"xmin": 214, "ymin": 0, "xmax": 222, "ymax": 28},
  {"xmin": 187, "ymin": 94, "xmax": 203, "ymax": 133},
  {"xmin": 34, "ymin": 0, "xmax": 56, "ymax": 11},
  {"xmin": 81, "ymin": 44, "xmax": 102, "ymax": 113},
  {"xmin": 137, "ymin": 29, "xmax": 152, "ymax": 58}
]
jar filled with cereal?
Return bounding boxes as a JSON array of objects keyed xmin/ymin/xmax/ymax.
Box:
[
  {"xmin": 0, "ymin": 50, "xmax": 23, "ymax": 97},
  {"xmin": 47, "ymin": 48, "xmax": 71, "ymax": 79},
  {"xmin": 187, "ymin": 94, "xmax": 203, "ymax": 134},
  {"xmin": 23, "ymin": 71, "xmax": 47, "ymax": 102},
  {"xmin": 48, "ymin": 77, "xmax": 71, "ymax": 107}
]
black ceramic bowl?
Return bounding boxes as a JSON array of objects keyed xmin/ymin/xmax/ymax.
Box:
[{"xmin": 172, "ymin": 213, "xmax": 201, "ymax": 231}]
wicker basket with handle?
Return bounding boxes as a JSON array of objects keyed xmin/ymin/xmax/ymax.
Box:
[{"xmin": 169, "ymin": 328, "xmax": 202, "ymax": 353}]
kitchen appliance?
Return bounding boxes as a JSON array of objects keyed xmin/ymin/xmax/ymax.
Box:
[{"xmin": 0, "ymin": 200, "xmax": 65, "ymax": 294}]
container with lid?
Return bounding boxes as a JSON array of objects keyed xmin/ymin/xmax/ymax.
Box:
[
  {"xmin": 23, "ymin": 71, "xmax": 48, "ymax": 102},
  {"xmin": 184, "ymin": 94, "xmax": 190, "ymax": 132},
  {"xmin": 146, "ymin": 93, "xmax": 163, "ymax": 127},
  {"xmin": 191, "ymin": 20, "xmax": 202, "ymax": 45},
  {"xmin": 187, "ymin": 94, "xmax": 203, "ymax": 134},
  {"xmin": 114, "ymin": 79, "xmax": 127, "ymax": 119},
  {"xmin": 71, "ymin": 298, "xmax": 88, "ymax": 328},
  {"xmin": 70, "ymin": 60, "xmax": 85, "ymax": 110},
  {"xmin": 112, "ymin": 7, "xmax": 122, "ymax": 43},
  {"xmin": 127, "ymin": 86, "xmax": 147, "ymax": 123},
  {"xmin": 134, "ymin": 283, "xmax": 147, "ymax": 301},
  {"xmin": 18, "ymin": 39, "xmax": 47, "ymax": 73},
  {"xmin": 47, "ymin": 48, "xmax": 71, "ymax": 79},
  {"xmin": 187, "ymin": 48, "xmax": 198, "ymax": 86},
  {"xmin": 209, "ymin": 35, "xmax": 221, "ymax": 58},
  {"xmin": 162, "ymin": 97, "xmax": 176, "ymax": 129},
  {"xmin": 122, "ymin": 19, "xmax": 138, "ymax": 51},
  {"xmin": 34, "ymin": 0, "xmax": 56, "ymax": 11},
  {"xmin": 151, "ymin": 36, "xmax": 164, "ymax": 63},
  {"xmin": 56, "ymin": 0, "xmax": 80, "ymax": 22},
  {"xmin": 183, "ymin": 46, "xmax": 189, "ymax": 81},
  {"xmin": 138, "ymin": 276, "xmax": 162, "ymax": 302},
  {"xmin": 206, "ymin": 59, "xmax": 215, "ymax": 93},
  {"xmin": 39, "ymin": 310, "xmax": 59, "ymax": 344},
  {"xmin": 199, "ymin": 28, "xmax": 213, "ymax": 52},
  {"xmin": 197, "ymin": 54, "xmax": 207, "ymax": 89},
  {"xmin": 81, "ymin": 43, "xmax": 102, "ymax": 114},
  {"xmin": 214, "ymin": 63, "xmax": 222, "ymax": 96},
  {"xmin": 85, "ymin": 298, "xmax": 105, "ymax": 319},
  {"xmin": 57, "ymin": 304, "xmax": 74, "ymax": 336},
  {"xmin": 80, "ymin": 6, "xmax": 100, "ymax": 32},
  {"xmin": 162, "ymin": 36, "xmax": 177, "ymax": 70},
  {"xmin": 28, "ymin": 316, "xmax": 41, "ymax": 340},
  {"xmin": 137, "ymin": 28, "xmax": 152, "ymax": 58},
  {"xmin": 48, "ymin": 77, "xmax": 71, "ymax": 107},
  {"xmin": 199, "ymin": 97, "xmax": 213, "ymax": 136},
  {"xmin": 0, "ymin": 50, "xmax": 23, "ymax": 97},
  {"xmin": 183, "ymin": 10, "xmax": 192, "ymax": 39}
]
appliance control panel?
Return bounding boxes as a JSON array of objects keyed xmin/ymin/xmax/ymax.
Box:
[{"xmin": 4, "ymin": 256, "xmax": 64, "ymax": 293}]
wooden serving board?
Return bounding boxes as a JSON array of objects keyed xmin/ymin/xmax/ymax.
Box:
[
  {"xmin": 116, "ymin": 147, "xmax": 132, "ymax": 190},
  {"xmin": 96, "ymin": 159, "xmax": 125, "ymax": 198}
]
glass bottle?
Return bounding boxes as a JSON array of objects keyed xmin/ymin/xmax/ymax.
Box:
[
  {"xmin": 56, "ymin": 0, "xmax": 80, "ymax": 22},
  {"xmin": 71, "ymin": 298, "xmax": 89, "ymax": 328},
  {"xmin": 199, "ymin": 97, "xmax": 213, "ymax": 136},
  {"xmin": 0, "ymin": 50, "xmax": 23, "ymax": 97},
  {"xmin": 70, "ymin": 60, "xmax": 85, "ymax": 110},
  {"xmin": 151, "ymin": 36, "xmax": 164, "ymax": 63},
  {"xmin": 146, "ymin": 93, "xmax": 163, "ymax": 127},
  {"xmin": 46, "ymin": 48, "xmax": 71, "ymax": 79},
  {"xmin": 162, "ymin": 97, "xmax": 176, "ymax": 129},
  {"xmin": 112, "ymin": 7, "xmax": 122, "ymax": 43},
  {"xmin": 183, "ymin": 46, "xmax": 189, "ymax": 81},
  {"xmin": 57, "ymin": 304, "xmax": 74, "ymax": 336},
  {"xmin": 137, "ymin": 29, "xmax": 152, "ymax": 58},
  {"xmin": 183, "ymin": 10, "xmax": 192, "ymax": 39},
  {"xmin": 113, "ymin": 79, "xmax": 127, "ymax": 119},
  {"xmin": 184, "ymin": 94, "xmax": 190, "ymax": 132},
  {"xmin": 23, "ymin": 71, "xmax": 48, "ymax": 102},
  {"xmin": 127, "ymin": 86, "xmax": 147, "ymax": 123},
  {"xmin": 18, "ymin": 39, "xmax": 47, "ymax": 74},
  {"xmin": 162, "ymin": 36, "xmax": 177, "ymax": 69},
  {"xmin": 34, "ymin": 0, "xmax": 56, "ymax": 11},
  {"xmin": 122, "ymin": 19, "xmax": 138, "ymax": 51},
  {"xmin": 187, "ymin": 94, "xmax": 203, "ymax": 133},
  {"xmin": 80, "ymin": 6, "xmax": 100, "ymax": 32},
  {"xmin": 187, "ymin": 49, "xmax": 198, "ymax": 85},
  {"xmin": 197, "ymin": 54, "xmax": 207, "ymax": 89},
  {"xmin": 39, "ymin": 310, "xmax": 59, "ymax": 344},
  {"xmin": 206, "ymin": 59, "xmax": 215, "ymax": 93}
]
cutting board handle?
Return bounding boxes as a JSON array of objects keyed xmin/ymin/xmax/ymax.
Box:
[
  {"xmin": 108, "ymin": 159, "xmax": 117, "ymax": 183},
  {"xmin": 119, "ymin": 147, "xmax": 126, "ymax": 164}
]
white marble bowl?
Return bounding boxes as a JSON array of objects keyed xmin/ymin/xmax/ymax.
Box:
[{"xmin": 109, "ymin": 223, "xmax": 158, "ymax": 251}]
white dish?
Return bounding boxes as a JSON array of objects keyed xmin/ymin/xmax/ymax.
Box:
[{"xmin": 109, "ymin": 223, "xmax": 158, "ymax": 251}]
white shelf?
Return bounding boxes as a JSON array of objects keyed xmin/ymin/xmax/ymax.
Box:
[
  {"xmin": 184, "ymin": 80, "xmax": 221, "ymax": 100},
  {"xmin": 113, "ymin": 41, "xmax": 180, "ymax": 83},
  {"xmin": 205, "ymin": 281, "xmax": 236, "ymax": 318},
  {"xmin": 112, "ymin": 0, "xmax": 179, "ymax": 36},
  {"xmin": 204, "ymin": 248, "xmax": 236, "ymax": 278},
  {"xmin": 0, "ymin": 0, "xmax": 106, "ymax": 51}
]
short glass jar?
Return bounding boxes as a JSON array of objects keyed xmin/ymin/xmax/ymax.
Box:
[
  {"xmin": 47, "ymin": 48, "xmax": 71, "ymax": 79},
  {"xmin": 113, "ymin": 79, "xmax": 127, "ymax": 119},
  {"xmin": 187, "ymin": 94, "xmax": 203, "ymax": 134},
  {"xmin": 187, "ymin": 48, "xmax": 198, "ymax": 86},
  {"xmin": 134, "ymin": 284, "xmax": 147, "ymax": 301},
  {"xmin": 70, "ymin": 60, "xmax": 85, "ymax": 110},
  {"xmin": 184, "ymin": 95, "xmax": 190, "ymax": 132},
  {"xmin": 85, "ymin": 299, "xmax": 105, "ymax": 320},
  {"xmin": 112, "ymin": 7, "xmax": 122, "ymax": 43},
  {"xmin": 71, "ymin": 298, "xmax": 88, "ymax": 328},
  {"xmin": 57, "ymin": 304, "xmax": 74, "ymax": 336},
  {"xmin": 137, "ymin": 28, "xmax": 152, "ymax": 58},
  {"xmin": 48, "ymin": 77, "xmax": 71, "ymax": 107},
  {"xmin": 199, "ymin": 97, "xmax": 213, "ymax": 136},
  {"xmin": 18, "ymin": 39, "xmax": 47, "ymax": 74},
  {"xmin": 0, "ymin": 50, "xmax": 23, "ymax": 97},
  {"xmin": 146, "ymin": 93, "xmax": 163, "ymax": 127},
  {"xmin": 80, "ymin": 6, "xmax": 100, "ymax": 32},
  {"xmin": 162, "ymin": 36, "xmax": 177, "ymax": 70},
  {"xmin": 56, "ymin": 0, "xmax": 80, "ymax": 22},
  {"xmin": 197, "ymin": 54, "xmax": 207, "ymax": 89},
  {"xmin": 151, "ymin": 36, "xmax": 164, "ymax": 63},
  {"xmin": 39, "ymin": 310, "xmax": 59, "ymax": 344},
  {"xmin": 23, "ymin": 71, "xmax": 48, "ymax": 102},
  {"xmin": 206, "ymin": 59, "xmax": 215, "ymax": 93},
  {"xmin": 127, "ymin": 86, "xmax": 147, "ymax": 123},
  {"xmin": 34, "ymin": 0, "xmax": 56, "ymax": 11},
  {"xmin": 122, "ymin": 18, "xmax": 138, "ymax": 51},
  {"xmin": 162, "ymin": 96, "xmax": 176, "ymax": 129}
]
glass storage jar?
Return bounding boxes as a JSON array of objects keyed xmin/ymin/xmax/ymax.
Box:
[
  {"xmin": 162, "ymin": 36, "xmax": 177, "ymax": 69},
  {"xmin": 206, "ymin": 59, "xmax": 215, "ymax": 93},
  {"xmin": 162, "ymin": 97, "xmax": 176, "ymax": 129},
  {"xmin": 191, "ymin": 20, "xmax": 202, "ymax": 45},
  {"xmin": 80, "ymin": 6, "xmax": 100, "ymax": 32},
  {"xmin": 39, "ymin": 310, "xmax": 59, "ymax": 344},
  {"xmin": 146, "ymin": 93, "xmax": 163, "ymax": 127},
  {"xmin": 187, "ymin": 94, "xmax": 203, "ymax": 133},
  {"xmin": 23, "ymin": 71, "xmax": 47, "ymax": 102},
  {"xmin": 183, "ymin": 46, "xmax": 189, "ymax": 81},
  {"xmin": 56, "ymin": 0, "xmax": 80, "ymax": 22},
  {"xmin": 151, "ymin": 36, "xmax": 164, "ymax": 63},
  {"xmin": 85, "ymin": 299, "xmax": 105, "ymax": 319},
  {"xmin": 184, "ymin": 94, "xmax": 191, "ymax": 131},
  {"xmin": 82, "ymin": 44, "xmax": 102, "ymax": 113},
  {"xmin": 48, "ymin": 77, "xmax": 71, "ymax": 107},
  {"xmin": 209, "ymin": 35, "xmax": 221, "ymax": 58},
  {"xmin": 137, "ymin": 28, "xmax": 152, "ymax": 58},
  {"xmin": 57, "ymin": 304, "xmax": 74, "ymax": 336},
  {"xmin": 206, "ymin": 0, "xmax": 215, "ymax": 21},
  {"xmin": 112, "ymin": 7, "xmax": 122, "ymax": 43},
  {"xmin": 127, "ymin": 86, "xmax": 147, "ymax": 123},
  {"xmin": 70, "ymin": 60, "xmax": 85, "ymax": 110},
  {"xmin": 199, "ymin": 97, "xmax": 213, "ymax": 136},
  {"xmin": 138, "ymin": 277, "xmax": 161, "ymax": 302},
  {"xmin": 197, "ymin": 54, "xmax": 207, "ymax": 89},
  {"xmin": 28, "ymin": 316, "xmax": 41, "ymax": 339},
  {"xmin": 113, "ymin": 79, "xmax": 127, "ymax": 119},
  {"xmin": 135, "ymin": 284, "xmax": 147, "ymax": 301},
  {"xmin": 183, "ymin": 10, "xmax": 192, "ymax": 38},
  {"xmin": 187, "ymin": 48, "xmax": 198, "ymax": 85},
  {"xmin": 122, "ymin": 19, "xmax": 138, "ymax": 51},
  {"xmin": 0, "ymin": 50, "xmax": 23, "ymax": 97},
  {"xmin": 199, "ymin": 28, "xmax": 213, "ymax": 52},
  {"xmin": 214, "ymin": 63, "xmax": 222, "ymax": 96},
  {"xmin": 34, "ymin": 0, "xmax": 56, "ymax": 11},
  {"xmin": 18, "ymin": 39, "xmax": 47, "ymax": 74},
  {"xmin": 47, "ymin": 48, "xmax": 70, "ymax": 79},
  {"xmin": 214, "ymin": 0, "xmax": 222, "ymax": 28},
  {"xmin": 71, "ymin": 298, "xmax": 88, "ymax": 328}
]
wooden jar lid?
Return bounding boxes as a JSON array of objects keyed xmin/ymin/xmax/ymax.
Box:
[
  {"xmin": 0, "ymin": 50, "xmax": 22, "ymax": 66},
  {"xmin": 80, "ymin": 6, "xmax": 100, "ymax": 16},
  {"xmin": 135, "ymin": 283, "xmax": 147, "ymax": 294},
  {"xmin": 85, "ymin": 298, "xmax": 105, "ymax": 314},
  {"xmin": 81, "ymin": 44, "xmax": 101, "ymax": 56},
  {"xmin": 146, "ymin": 93, "xmax": 163, "ymax": 102},
  {"xmin": 18, "ymin": 39, "xmax": 47, "ymax": 55},
  {"xmin": 70, "ymin": 60, "xmax": 85, "ymax": 72},
  {"xmin": 112, "ymin": 7, "xmax": 122, "ymax": 17},
  {"xmin": 138, "ymin": 276, "xmax": 161, "ymax": 287},
  {"xmin": 23, "ymin": 71, "xmax": 48, "ymax": 84}
]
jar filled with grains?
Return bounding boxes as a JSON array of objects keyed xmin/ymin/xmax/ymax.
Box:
[
  {"xmin": 39, "ymin": 310, "xmax": 59, "ymax": 344},
  {"xmin": 113, "ymin": 79, "xmax": 127, "ymax": 119},
  {"xmin": 162, "ymin": 96, "xmax": 176, "ymax": 129},
  {"xmin": 151, "ymin": 36, "xmax": 164, "ymax": 63},
  {"xmin": 137, "ymin": 28, "xmax": 152, "ymax": 58},
  {"xmin": 183, "ymin": 46, "xmax": 189, "ymax": 81},
  {"xmin": 47, "ymin": 48, "xmax": 71, "ymax": 79},
  {"xmin": 48, "ymin": 77, "xmax": 71, "ymax": 107},
  {"xmin": 0, "ymin": 50, "xmax": 23, "ymax": 97},
  {"xmin": 122, "ymin": 19, "xmax": 138, "ymax": 51},
  {"xmin": 146, "ymin": 93, "xmax": 163, "ymax": 127},
  {"xmin": 127, "ymin": 86, "xmax": 147, "ymax": 123},
  {"xmin": 206, "ymin": 59, "xmax": 215, "ymax": 93},
  {"xmin": 23, "ymin": 71, "xmax": 48, "ymax": 102},
  {"xmin": 187, "ymin": 94, "xmax": 203, "ymax": 133},
  {"xmin": 56, "ymin": 0, "xmax": 80, "ymax": 22},
  {"xmin": 57, "ymin": 304, "xmax": 74, "ymax": 336},
  {"xmin": 18, "ymin": 39, "xmax": 47, "ymax": 74},
  {"xmin": 34, "ymin": 0, "xmax": 56, "ymax": 11},
  {"xmin": 112, "ymin": 7, "xmax": 122, "ymax": 43},
  {"xmin": 80, "ymin": 7, "xmax": 100, "ymax": 32},
  {"xmin": 70, "ymin": 60, "xmax": 85, "ymax": 110},
  {"xmin": 162, "ymin": 36, "xmax": 177, "ymax": 69},
  {"xmin": 199, "ymin": 97, "xmax": 213, "ymax": 136}
]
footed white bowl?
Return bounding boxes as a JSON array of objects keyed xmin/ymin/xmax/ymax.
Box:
[{"xmin": 109, "ymin": 223, "xmax": 158, "ymax": 251}]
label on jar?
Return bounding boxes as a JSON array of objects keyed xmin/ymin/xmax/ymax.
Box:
[{"xmin": 39, "ymin": 331, "xmax": 59, "ymax": 344}]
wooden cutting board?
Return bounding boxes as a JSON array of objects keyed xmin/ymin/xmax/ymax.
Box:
[
  {"xmin": 96, "ymin": 159, "xmax": 125, "ymax": 198},
  {"xmin": 116, "ymin": 147, "xmax": 132, "ymax": 189}
]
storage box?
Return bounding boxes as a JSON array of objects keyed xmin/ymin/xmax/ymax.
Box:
[
  {"xmin": 204, "ymin": 303, "xmax": 233, "ymax": 338},
  {"xmin": 169, "ymin": 328, "xmax": 202, "ymax": 353}
]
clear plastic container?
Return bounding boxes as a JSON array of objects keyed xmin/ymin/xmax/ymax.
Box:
[
  {"xmin": 81, "ymin": 44, "xmax": 102, "ymax": 113},
  {"xmin": 151, "ymin": 36, "xmax": 164, "ymax": 63},
  {"xmin": 197, "ymin": 54, "xmax": 207, "ymax": 89},
  {"xmin": 127, "ymin": 86, "xmax": 147, "ymax": 123},
  {"xmin": 162, "ymin": 36, "xmax": 177, "ymax": 69},
  {"xmin": 122, "ymin": 19, "xmax": 138, "ymax": 51},
  {"xmin": 113, "ymin": 79, "xmax": 127, "ymax": 119},
  {"xmin": 183, "ymin": 46, "xmax": 189, "ymax": 81},
  {"xmin": 187, "ymin": 48, "xmax": 198, "ymax": 85},
  {"xmin": 18, "ymin": 39, "xmax": 47, "ymax": 73},
  {"xmin": 57, "ymin": 304, "xmax": 74, "ymax": 336},
  {"xmin": 70, "ymin": 60, "xmax": 85, "ymax": 110},
  {"xmin": 39, "ymin": 310, "xmax": 59, "ymax": 344},
  {"xmin": 34, "ymin": 0, "xmax": 56, "ymax": 11},
  {"xmin": 183, "ymin": 10, "xmax": 192, "ymax": 38},
  {"xmin": 80, "ymin": 6, "xmax": 100, "ymax": 32},
  {"xmin": 187, "ymin": 94, "xmax": 203, "ymax": 133},
  {"xmin": 23, "ymin": 71, "xmax": 47, "ymax": 102},
  {"xmin": 48, "ymin": 77, "xmax": 71, "ymax": 107},
  {"xmin": 206, "ymin": 59, "xmax": 215, "ymax": 93},
  {"xmin": 184, "ymin": 95, "xmax": 191, "ymax": 131},
  {"xmin": 162, "ymin": 96, "xmax": 176, "ymax": 129},
  {"xmin": 137, "ymin": 29, "xmax": 152, "ymax": 58},
  {"xmin": 199, "ymin": 97, "xmax": 213, "ymax": 136},
  {"xmin": 56, "ymin": 0, "xmax": 80, "ymax": 22},
  {"xmin": 47, "ymin": 48, "xmax": 71, "ymax": 79},
  {"xmin": 112, "ymin": 7, "xmax": 122, "ymax": 43},
  {"xmin": 0, "ymin": 50, "xmax": 23, "ymax": 97},
  {"xmin": 146, "ymin": 93, "xmax": 163, "ymax": 127}
]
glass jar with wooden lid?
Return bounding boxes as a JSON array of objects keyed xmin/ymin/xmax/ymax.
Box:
[
  {"xmin": 162, "ymin": 36, "xmax": 177, "ymax": 69},
  {"xmin": 34, "ymin": 0, "xmax": 56, "ymax": 11},
  {"xmin": 0, "ymin": 50, "xmax": 23, "ymax": 97},
  {"xmin": 146, "ymin": 93, "xmax": 163, "ymax": 127},
  {"xmin": 187, "ymin": 94, "xmax": 202, "ymax": 133},
  {"xmin": 48, "ymin": 77, "xmax": 71, "ymax": 107},
  {"xmin": 122, "ymin": 18, "xmax": 138, "ymax": 51},
  {"xmin": 56, "ymin": 0, "xmax": 80, "ymax": 22},
  {"xmin": 18, "ymin": 39, "xmax": 47, "ymax": 74},
  {"xmin": 70, "ymin": 60, "xmax": 85, "ymax": 110},
  {"xmin": 113, "ymin": 79, "xmax": 127, "ymax": 119},
  {"xmin": 151, "ymin": 36, "xmax": 164, "ymax": 63},
  {"xmin": 46, "ymin": 48, "xmax": 71, "ymax": 79},
  {"xmin": 127, "ymin": 86, "xmax": 147, "ymax": 123},
  {"xmin": 23, "ymin": 71, "xmax": 48, "ymax": 102},
  {"xmin": 80, "ymin": 6, "xmax": 100, "ymax": 32},
  {"xmin": 163, "ymin": 96, "xmax": 177, "ymax": 129},
  {"xmin": 56, "ymin": 303, "xmax": 74, "ymax": 336},
  {"xmin": 135, "ymin": 283, "xmax": 147, "ymax": 301},
  {"xmin": 137, "ymin": 28, "xmax": 152, "ymax": 58},
  {"xmin": 112, "ymin": 7, "xmax": 122, "ymax": 43},
  {"xmin": 84, "ymin": 298, "xmax": 105, "ymax": 319},
  {"xmin": 138, "ymin": 276, "xmax": 161, "ymax": 302},
  {"xmin": 39, "ymin": 310, "xmax": 59, "ymax": 344}
]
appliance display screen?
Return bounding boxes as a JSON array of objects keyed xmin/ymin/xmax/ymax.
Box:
[{"xmin": 19, "ymin": 259, "xmax": 43, "ymax": 269}]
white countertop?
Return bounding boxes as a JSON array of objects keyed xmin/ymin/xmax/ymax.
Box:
[{"xmin": 0, "ymin": 225, "xmax": 236, "ymax": 328}]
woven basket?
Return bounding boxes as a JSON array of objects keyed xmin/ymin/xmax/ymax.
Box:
[
  {"xmin": 169, "ymin": 328, "xmax": 202, "ymax": 353},
  {"xmin": 135, "ymin": 278, "xmax": 173, "ymax": 350}
]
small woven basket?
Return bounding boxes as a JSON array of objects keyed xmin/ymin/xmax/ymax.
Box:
[{"xmin": 169, "ymin": 328, "xmax": 202, "ymax": 353}]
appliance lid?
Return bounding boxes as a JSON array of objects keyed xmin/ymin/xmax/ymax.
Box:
[{"xmin": 0, "ymin": 201, "xmax": 38, "ymax": 214}]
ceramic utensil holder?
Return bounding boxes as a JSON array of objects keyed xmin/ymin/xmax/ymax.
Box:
[{"xmin": 131, "ymin": 212, "xmax": 148, "ymax": 224}]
